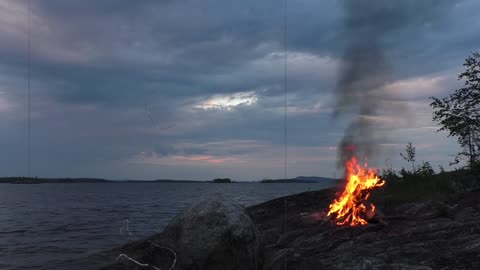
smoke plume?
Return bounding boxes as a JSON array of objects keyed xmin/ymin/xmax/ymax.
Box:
[{"xmin": 333, "ymin": 0, "xmax": 451, "ymax": 167}]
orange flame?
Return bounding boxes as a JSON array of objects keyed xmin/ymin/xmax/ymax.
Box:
[{"xmin": 327, "ymin": 157, "xmax": 385, "ymax": 226}]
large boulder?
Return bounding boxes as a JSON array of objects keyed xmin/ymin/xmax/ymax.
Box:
[{"xmin": 101, "ymin": 195, "xmax": 262, "ymax": 270}]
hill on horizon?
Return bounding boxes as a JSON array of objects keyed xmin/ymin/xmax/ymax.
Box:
[
  {"xmin": 294, "ymin": 176, "xmax": 340, "ymax": 182},
  {"xmin": 260, "ymin": 176, "xmax": 339, "ymax": 183}
]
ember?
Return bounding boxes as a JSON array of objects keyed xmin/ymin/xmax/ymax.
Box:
[{"xmin": 327, "ymin": 157, "xmax": 385, "ymax": 226}]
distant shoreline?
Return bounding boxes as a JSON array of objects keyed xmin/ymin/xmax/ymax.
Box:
[
  {"xmin": 0, "ymin": 177, "xmax": 201, "ymax": 184},
  {"xmin": 0, "ymin": 176, "xmax": 339, "ymax": 184}
]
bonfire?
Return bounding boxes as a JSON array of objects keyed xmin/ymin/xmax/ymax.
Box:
[{"xmin": 327, "ymin": 157, "xmax": 385, "ymax": 226}]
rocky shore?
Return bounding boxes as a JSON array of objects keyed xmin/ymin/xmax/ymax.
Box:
[{"xmin": 92, "ymin": 179, "xmax": 480, "ymax": 270}]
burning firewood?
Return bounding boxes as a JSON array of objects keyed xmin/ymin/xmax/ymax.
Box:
[{"xmin": 327, "ymin": 157, "xmax": 385, "ymax": 226}]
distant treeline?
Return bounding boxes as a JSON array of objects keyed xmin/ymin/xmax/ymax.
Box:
[
  {"xmin": 260, "ymin": 176, "xmax": 340, "ymax": 183},
  {"xmin": 0, "ymin": 176, "xmax": 338, "ymax": 184},
  {"xmin": 260, "ymin": 179, "xmax": 316, "ymax": 183},
  {"xmin": 211, "ymin": 178, "xmax": 234, "ymax": 183},
  {"xmin": 0, "ymin": 177, "xmax": 110, "ymax": 184},
  {"xmin": 0, "ymin": 177, "xmax": 202, "ymax": 184}
]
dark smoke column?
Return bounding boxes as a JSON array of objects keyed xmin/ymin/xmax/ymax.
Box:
[
  {"xmin": 333, "ymin": 0, "xmax": 449, "ymax": 167},
  {"xmin": 333, "ymin": 0, "xmax": 394, "ymax": 167}
]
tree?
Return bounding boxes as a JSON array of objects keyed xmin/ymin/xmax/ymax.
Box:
[
  {"xmin": 416, "ymin": 161, "xmax": 435, "ymax": 177},
  {"xmin": 381, "ymin": 167, "xmax": 400, "ymax": 182},
  {"xmin": 430, "ymin": 52, "xmax": 480, "ymax": 169},
  {"xmin": 400, "ymin": 142, "xmax": 416, "ymax": 172}
]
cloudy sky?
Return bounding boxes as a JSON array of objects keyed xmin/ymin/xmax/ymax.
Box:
[{"xmin": 0, "ymin": 0, "xmax": 478, "ymax": 180}]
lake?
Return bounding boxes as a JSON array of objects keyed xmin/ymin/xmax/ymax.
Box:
[{"xmin": 0, "ymin": 182, "xmax": 333, "ymax": 270}]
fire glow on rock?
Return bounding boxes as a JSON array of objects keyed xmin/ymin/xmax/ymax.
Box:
[{"xmin": 327, "ymin": 157, "xmax": 385, "ymax": 226}]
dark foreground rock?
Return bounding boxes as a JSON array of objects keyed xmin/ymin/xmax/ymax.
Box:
[
  {"xmin": 94, "ymin": 186, "xmax": 480, "ymax": 270},
  {"xmin": 100, "ymin": 195, "xmax": 261, "ymax": 270},
  {"xmin": 248, "ymin": 187, "xmax": 480, "ymax": 270}
]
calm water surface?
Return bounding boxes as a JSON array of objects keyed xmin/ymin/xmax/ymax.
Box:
[{"xmin": 0, "ymin": 182, "xmax": 333, "ymax": 270}]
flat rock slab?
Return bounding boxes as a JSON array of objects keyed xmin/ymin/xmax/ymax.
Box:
[{"xmin": 247, "ymin": 188, "xmax": 480, "ymax": 270}]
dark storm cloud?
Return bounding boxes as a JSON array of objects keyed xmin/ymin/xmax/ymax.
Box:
[
  {"xmin": 2, "ymin": 0, "xmax": 341, "ymax": 106},
  {"xmin": 0, "ymin": 0, "xmax": 479, "ymax": 179},
  {"xmin": 1, "ymin": 0, "xmax": 460, "ymax": 106}
]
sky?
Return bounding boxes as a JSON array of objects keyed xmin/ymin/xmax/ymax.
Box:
[{"xmin": 0, "ymin": 0, "xmax": 478, "ymax": 181}]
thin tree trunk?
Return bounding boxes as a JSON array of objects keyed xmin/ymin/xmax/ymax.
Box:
[{"xmin": 468, "ymin": 127, "xmax": 474, "ymax": 169}]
